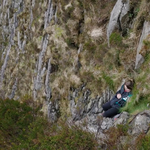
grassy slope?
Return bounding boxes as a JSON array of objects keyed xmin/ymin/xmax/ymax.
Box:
[{"xmin": 53, "ymin": 0, "xmax": 150, "ymax": 117}]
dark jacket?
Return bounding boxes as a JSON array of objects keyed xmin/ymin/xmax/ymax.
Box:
[{"xmin": 110, "ymin": 84, "xmax": 132, "ymax": 109}]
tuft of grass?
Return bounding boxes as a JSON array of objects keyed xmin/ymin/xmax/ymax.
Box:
[
  {"xmin": 84, "ymin": 39, "xmax": 97, "ymax": 55},
  {"xmin": 102, "ymin": 72, "xmax": 114, "ymax": 90},
  {"xmin": 116, "ymin": 124, "xmax": 129, "ymax": 136},
  {"xmin": 79, "ymin": 70, "xmax": 103, "ymax": 96},
  {"xmin": 79, "ymin": 70, "xmax": 95, "ymax": 83},
  {"xmin": 55, "ymin": 26, "xmax": 64, "ymax": 38},
  {"xmin": 65, "ymin": 37, "xmax": 76, "ymax": 47},
  {"xmin": 110, "ymin": 32, "xmax": 123, "ymax": 47}
]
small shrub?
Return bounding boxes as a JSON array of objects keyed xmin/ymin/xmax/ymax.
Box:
[
  {"xmin": 0, "ymin": 99, "xmax": 35, "ymax": 149},
  {"xmin": 103, "ymin": 127, "xmax": 119, "ymax": 149},
  {"xmin": 139, "ymin": 135, "xmax": 150, "ymax": 150},
  {"xmin": 134, "ymin": 133, "xmax": 150, "ymax": 150},
  {"xmin": 103, "ymin": 124, "xmax": 129, "ymax": 150},
  {"xmin": 47, "ymin": 124, "xmax": 98, "ymax": 150},
  {"xmin": 116, "ymin": 124, "xmax": 129, "ymax": 136},
  {"xmin": 0, "ymin": 99, "xmax": 98, "ymax": 149},
  {"xmin": 0, "ymin": 99, "xmax": 33, "ymax": 135}
]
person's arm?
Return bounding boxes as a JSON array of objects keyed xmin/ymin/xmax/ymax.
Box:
[{"xmin": 115, "ymin": 85, "xmax": 124, "ymax": 99}]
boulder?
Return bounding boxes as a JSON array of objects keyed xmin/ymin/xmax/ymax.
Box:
[{"xmin": 129, "ymin": 110, "xmax": 150, "ymax": 135}]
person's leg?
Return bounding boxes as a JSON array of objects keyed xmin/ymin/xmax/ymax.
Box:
[
  {"xmin": 103, "ymin": 107, "xmax": 119, "ymax": 118},
  {"xmin": 102, "ymin": 101, "xmax": 112, "ymax": 111}
]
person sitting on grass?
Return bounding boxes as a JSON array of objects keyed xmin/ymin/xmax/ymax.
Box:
[{"xmin": 102, "ymin": 79, "xmax": 135, "ymax": 118}]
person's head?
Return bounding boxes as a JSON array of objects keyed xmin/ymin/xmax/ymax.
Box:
[{"xmin": 124, "ymin": 79, "xmax": 135, "ymax": 92}]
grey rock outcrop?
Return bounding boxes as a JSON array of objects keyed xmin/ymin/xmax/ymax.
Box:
[
  {"xmin": 107, "ymin": 0, "xmax": 130, "ymax": 47},
  {"xmin": 114, "ymin": 111, "xmax": 129, "ymax": 126},
  {"xmin": 33, "ymin": 34, "xmax": 50, "ymax": 100},
  {"xmin": 69, "ymin": 81, "xmax": 131, "ymax": 136},
  {"xmin": 100, "ymin": 112, "xmax": 129, "ymax": 130},
  {"xmin": 69, "ymin": 85, "xmax": 115, "ymax": 134},
  {"xmin": 69, "ymin": 85, "xmax": 114, "ymax": 122},
  {"xmin": 135, "ymin": 21, "xmax": 150, "ymax": 69},
  {"xmin": 8, "ymin": 78, "xmax": 18, "ymax": 99},
  {"xmin": 69, "ymin": 86, "xmax": 150, "ymax": 140},
  {"xmin": 129, "ymin": 110, "xmax": 150, "ymax": 135}
]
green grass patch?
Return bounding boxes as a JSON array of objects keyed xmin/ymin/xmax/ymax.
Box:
[
  {"xmin": 110, "ymin": 32, "xmax": 123, "ymax": 47},
  {"xmin": 121, "ymin": 92, "xmax": 150, "ymax": 115}
]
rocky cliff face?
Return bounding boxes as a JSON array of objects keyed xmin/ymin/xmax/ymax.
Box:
[{"xmin": 1, "ymin": 0, "xmax": 150, "ymax": 146}]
